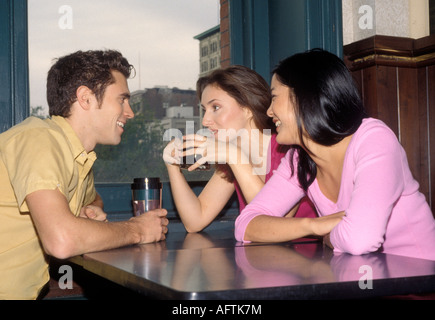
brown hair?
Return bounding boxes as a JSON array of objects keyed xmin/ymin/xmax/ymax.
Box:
[
  {"xmin": 47, "ymin": 50, "xmax": 134, "ymax": 117},
  {"xmin": 196, "ymin": 65, "xmax": 274, "ymax": 182}
]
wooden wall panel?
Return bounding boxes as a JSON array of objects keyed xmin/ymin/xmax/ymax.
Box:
[
  {"xmin": 398, "ymin": 67, "xmax": 421, "ymax": 183},
  {"xmin": 417, "ymin": 67, "xmax": 430, "ymax": 204},
  {"xmin": 361, "ymin": 66, "xmax": 378, "ymax": 118},
  {"xmin": 376, "ymin": 66, "xmax": 399, "ymax": 135},
  {"xmin": 429, "ymin": 65, "xmax": 435, "ymax": 208}
]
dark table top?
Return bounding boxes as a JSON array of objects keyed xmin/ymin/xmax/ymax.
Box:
[{"xmin": 70, "ymin": 223, "xmax": 435, "ymax": 300}]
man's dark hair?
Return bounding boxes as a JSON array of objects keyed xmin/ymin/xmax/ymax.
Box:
[{"xmin": 47, "ymin": 50, "xmax": 134, "ymax": 117}]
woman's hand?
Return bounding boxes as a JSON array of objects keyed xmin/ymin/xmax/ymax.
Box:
[
  {"xmin": 163, "ymin": 137, "xmax": 184, "ymax": 167},
  {"xmin": 309, "ymin": 211, "xmax": 345, "ymax": 237},
  {"xmin": 183, "ymin": 134, "xmax": 242, "ymax": 171}
]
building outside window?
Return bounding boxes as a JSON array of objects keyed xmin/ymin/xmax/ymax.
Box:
[{"xmin": 194, "ymin": 25, "xmax": 221, "ymax": 79}]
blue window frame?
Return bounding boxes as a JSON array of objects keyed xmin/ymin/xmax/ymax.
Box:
[
  {"xmin": 0, "ymin": 0, "xmax": 29, "ymax": 132},
  {"xmin": 229, "ymin": 0, "xmax": 343, "ymax": 82}
]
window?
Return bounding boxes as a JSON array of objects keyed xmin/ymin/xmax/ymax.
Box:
[
  {"xmin": 210, "ymin": 57, "xmax": 218, "ymax": 69},
  {"xmin": 201, "ymin": 45, "xmax": 209, "ymax": 57},
  {"xmin": 201, "ymin": 61, "xmax": 209, "ymax": 73},
  {"xmin": 210, "ymin": 41, "xmax": 218, "ymax": 53},
  {"xmin": 28, "ymin": 0, "xmax": 218, "ymax": 183}
]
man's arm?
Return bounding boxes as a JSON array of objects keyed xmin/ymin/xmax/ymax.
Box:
[{"xmin": 26, "ymin": 188, "xmax": 168, "ymax": 259}]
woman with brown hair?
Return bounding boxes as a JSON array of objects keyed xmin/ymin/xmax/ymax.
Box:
[{"xmin": 163, "ymin": 65, "xmax": 315, "ymax": 233}]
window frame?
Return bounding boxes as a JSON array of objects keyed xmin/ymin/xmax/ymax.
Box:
[
  {"xmin": 229, "ymin": 0, "xmax": 343, "ymax": 83},
  {"xmin": 0, "ymin": 0, "xmax": 29, "ymax": 132}
]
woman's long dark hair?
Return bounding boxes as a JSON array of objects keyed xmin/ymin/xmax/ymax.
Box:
[{"xmin": 273, "ymin": 49, "xmax": 368, "ymax": 190}]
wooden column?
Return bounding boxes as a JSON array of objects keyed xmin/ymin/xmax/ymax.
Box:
[
  {"xmin": 344, "ymin": 35, "xmax": 435, "ymax": 212},
  {"xmin": 220, "ymin": 0, "xmax": 231, "ymax": 68}
]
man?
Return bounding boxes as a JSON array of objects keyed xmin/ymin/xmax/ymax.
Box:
[{"xmin": 0, "ymin": 50, "xmax": 168, "ymax": 299}]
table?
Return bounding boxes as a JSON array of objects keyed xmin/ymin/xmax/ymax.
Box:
[{"xmin": 70, "ymin": 224, "xmax": 435, "ymax": 300}]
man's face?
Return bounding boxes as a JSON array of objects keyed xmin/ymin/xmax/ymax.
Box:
[{"xmin": 91, "ymin": 70, "xmax": 134, "ymax": 146}]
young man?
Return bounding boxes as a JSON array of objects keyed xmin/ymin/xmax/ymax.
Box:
[{"xmin": 0, "ymin": 50, "xmax": 168, "ymax": 299}]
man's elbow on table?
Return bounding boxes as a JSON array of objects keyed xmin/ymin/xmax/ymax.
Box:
[{"xmin": 40, "ymin": 231, "xmax": 78, "ymax": 260}]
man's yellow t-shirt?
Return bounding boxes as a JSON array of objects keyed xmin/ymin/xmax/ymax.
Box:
[{"xmin": 0, "ymin": 116, "xmax": 97, "ymax": 299}]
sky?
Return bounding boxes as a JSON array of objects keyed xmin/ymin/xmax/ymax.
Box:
[{"xmin": 28, "ymin": 0, "xmax": 220, "ymax": 112}]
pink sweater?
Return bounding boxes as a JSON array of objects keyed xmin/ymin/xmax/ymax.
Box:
[{"xmin": 235, "ymin": 118, "xmax": 435, "ymax": 260}]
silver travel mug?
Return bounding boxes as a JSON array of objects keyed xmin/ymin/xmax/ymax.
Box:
[{"xmin": 131, "ymin": 177, "xmax": 162, "ymax": 216}]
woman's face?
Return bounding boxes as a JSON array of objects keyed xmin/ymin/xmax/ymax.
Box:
[
  {"xmin": 201, "ymin": 84, "xmax": 253, "ymax": 141},
  {"xmin": 267, "ymin": 74, "xmax": 300, "ymax": 145}
]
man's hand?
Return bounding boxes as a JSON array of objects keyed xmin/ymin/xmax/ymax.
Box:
[
  {"xmin": 79, "ymin": 205, "xmax": 108, "ymax": 222},
  {"xmin": 130, "ymin": 209, "xmax": 169, "ymax": 243}
]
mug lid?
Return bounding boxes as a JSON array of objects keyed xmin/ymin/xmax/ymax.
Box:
[{"xmin": 131, "ymin": 177, "xmax": 161, "ymax": 189}]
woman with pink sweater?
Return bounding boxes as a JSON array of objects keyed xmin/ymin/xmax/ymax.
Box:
[{"xmin": 235, "ymin": 49, "xmax": 435, "ymax": 261}]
